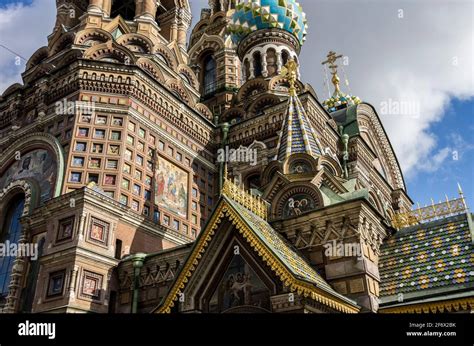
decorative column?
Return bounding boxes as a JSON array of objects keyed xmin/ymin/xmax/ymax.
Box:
[
  {"xmin": 262, "ymin": 52, "xmax": 268, "ymax": 78},
  {"xmin": 78, "ymin": 212, "xmax": 87, "ymax": 240},
  {"xmin": 3, "ymin": 232, "xmax": 29, "ymax": 313},
  {"xmin": 102, "ymin": 0, "xmax": 112, "ymax": 16},
  {"xmin": 249, "ymin": 57, "xmax": 255, "ymax": 79},
  {"xmin": 276, "ymin": 51, "xmax": 283, "ymax": 74},
  {"xmin": 68, "ymin": 265, "xmax": 79, "ymax": 301},
  {"xmin": 137, "ymin": 0, "xmax": 157, "ymax": 19},
  {"xmin": 88, "ymin": 0, "xmax": 104, "ymax": 13},
  {"xmin": 242, "ymin": 65, "xmax": 247, "ymax": 83}
]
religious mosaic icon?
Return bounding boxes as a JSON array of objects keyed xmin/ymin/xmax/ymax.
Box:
[
  {"xmin": 154, "ymin": 157, "xmax": 188, "ymax": 218},
  {"xmin": 88, "ymin": 218, "xmax": 109, "ymax": 245},
  {"xmin": 209, "ymin": 255, "xmax": 271, "ymax": 313},
  {"xmin": 47, "ymin": 270, "xmax": 65, "ymax": 297},
  {"xmin": 81, "ymin": 271, "xmax": 103, "ymax": 300},
  {"xmin": 57, "ymin": 217, "xmax": 74, "ymax": 242},
  {"xmin": 283, "ymin": 193, "xmax": 317, "ymax": 217}
]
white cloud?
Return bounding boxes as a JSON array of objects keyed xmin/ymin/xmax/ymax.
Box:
[
  {"xmin": 298, "ymin": 0, "xmax": 473, "ymax": 178},
  {"xmin": 0, "ymin": 0, "xmax": 56, "ymax": 92}
]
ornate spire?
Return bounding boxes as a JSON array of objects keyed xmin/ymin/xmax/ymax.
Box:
[
  {"xmin": 322, "ymin": 51, "xmax": 361, "ymax": 113},
  {"xmin": 276, "ymin": 59, "xmax": 322, "ymax": 162}
]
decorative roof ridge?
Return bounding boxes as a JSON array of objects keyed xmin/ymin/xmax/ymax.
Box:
[{"xmin": 221, "ymin": 173, "xmax": 269, "ymax": 220}]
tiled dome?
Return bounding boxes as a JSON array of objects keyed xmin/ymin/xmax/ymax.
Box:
[{"xmin": 229, "ymin": 0, "xmax": 308, "ymax": 46}]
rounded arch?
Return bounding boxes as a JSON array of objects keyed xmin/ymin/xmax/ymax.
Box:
[
  {"xmin": 0, "ymin": 133, "xmax": 65, "ymax": 198},
  {"xmin": 188, "ymin": 33, "xmax": 224, "ymax": 65},
  {"xmin": 116, "ymin": 33, "xmax": 154, "ymax": 54},
  {"xmin": 83, "ymin": 41, "xmax": 136, "ymax": 64},
  {"xmin": 136, "ymin": 57, "xmax": 165, "ymax": 83},
  {"xmin": 357, "ymin": 103, "xmax": 404, "ymax": 189},
  {"xmin": 261, "ymin": 161, "xmax": 282, "ymax": 186},
  {"xmin": 246, "ymin": 94, "xmax": 281, "ymax": 118},
  {"xmin": 2, "ymin": 84, "xmax": 23, "ymax": 98},
  {"xmin": 272, "ymin": 183, "xmax": 323, "ymax": 219},
  {"xmin": 0, "ymin": 179, "xmax": 40, "ymax": 220},
  {"xmin": 49, "ymin": 32, "xmax": 75, "ymax": 56},
  {"xmin": 195, "ymin": 103, "xmax": 213, "ymax": 120},
  {"xmin": 75, "ymin": 28, "xmax": 113, "ymax": 46},
  {"xmin": 55, "ymin": 49, "xmax": 83, "ymax": 69},
  {"xmin": 368, "ymin": 191, "xmax": 383, "ymax": 213},
  {"xmin": 222, "ymin": 107, "xmax": 245, "ymax": 124},
  {"xmin": 209, "ymin": 11, "xmax": 226, "ymax": 25},
  {"xmin": 154, "ymin": 43, "xmax": 178, "ymax": 69},
  {"xmin": 283, "ymin": 153, "xmax": 319, "ymax": 175},
  {"xmin": 26, "ymin": 47, "xmax": 49, "ymax": 70},
  {"xmin": 177, "ymin": 64, "xmax": 199, "ymax": 89},
  {"xmin": 268, "ymin": 74, "xmax": 304, "ymax": 93},
  {"xmin": 165, "ymin": 79, "xmax": 193, "ymax": 106},
  {"xmin": 236, "ymin": 78, "xmax": 269, "ymax": 104},
  {"xmin": 319, "ymin": 155, "xmax": 343, "ymax": 177}
]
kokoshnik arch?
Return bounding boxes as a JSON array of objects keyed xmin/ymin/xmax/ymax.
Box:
[{"xmin": 0, "ymin": 0, "xmax": 472, "ymax": 314}]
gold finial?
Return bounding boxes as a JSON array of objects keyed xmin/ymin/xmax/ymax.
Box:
[
  {"xmin": 322, "ymin": 51, "xmax": 344, "ymax": 96},
  {"xmin": 280, "ymin": 58, "xmax": 299, "ymax": 96}
]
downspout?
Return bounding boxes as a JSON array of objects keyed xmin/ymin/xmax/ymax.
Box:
[{"xmin": 130, "ymin": 253, "xmax": 147, "ymax": 314}]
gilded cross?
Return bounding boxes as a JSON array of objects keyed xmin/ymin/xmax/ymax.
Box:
[{"xmin": 322, "ymin": 51, "xmax": 344, "ymax": 95}]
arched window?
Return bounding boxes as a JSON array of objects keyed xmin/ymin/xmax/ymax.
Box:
[
  {"xmin": 203, "ymin": 55, "xmax": 217, "ymax": 96},
  {"xmin": 253, "ymin": 52, "xmax": 262, "ymax": 77},
  {"xmin": 0, "ymin": 196, "xmax": 25, "ymax": 297},
  {"xmin": 111, "ymin": 0, "xmax": 136, "ymax": 21},
  {"xmin": 266, "ymin": 48, "xmax": 277, "ymax": 76},
  {"xmin": 282, "ymin": 50, "xmax": 290, "ymax": 66}
]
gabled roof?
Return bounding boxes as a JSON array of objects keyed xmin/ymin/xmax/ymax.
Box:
[
  {"xmin": 155, "ymin": 196, "xmax": 359, "ymax": 313},
  {"xmin": 276, "ymin": 92, "xmax": 322, "ymax": 161},
  {"xmin": 379, "ymin": 213, "xmax": 474, "ymax": 312}
]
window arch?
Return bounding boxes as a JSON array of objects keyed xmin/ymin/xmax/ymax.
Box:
[
  {"xmin": 253, "ymin": 52, "xmax": 262, "ymax": 77},
  {"xmin": 202, "ymin": 54, "xmax": 217, "ymax": 96},
  {"xmin": 0, "ymin": 195, "xmax": 25, "ymax": 297}
]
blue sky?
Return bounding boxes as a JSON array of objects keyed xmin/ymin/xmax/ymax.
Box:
[{"xmin": 1, "ymin": 0, "xmax": 473, "ymax": 210}]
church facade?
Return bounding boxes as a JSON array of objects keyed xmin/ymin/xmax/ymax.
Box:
[{"xmin": 0, "ymin": 0, "xmax": 472, "ymax": 314}]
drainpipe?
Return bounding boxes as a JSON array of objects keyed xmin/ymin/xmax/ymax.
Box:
[{"xmin": 130, "ymin": 253, "xmax": 147, "ymax": 314}]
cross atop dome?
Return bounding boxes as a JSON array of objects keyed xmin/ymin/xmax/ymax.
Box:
[{"xmin": 322, "ymin": 51, "xmax": 361, "ymax": 113}]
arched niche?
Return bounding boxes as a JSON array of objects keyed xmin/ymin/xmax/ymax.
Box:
[{"xmin": 0, "ymin": 133, "xmax": 65, "ymax": 200}]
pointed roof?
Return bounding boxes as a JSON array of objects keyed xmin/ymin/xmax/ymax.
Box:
[
  {"xmin": 276, "ymin": 90, "xmax": 323, "ymax": 161},
  {"xmin": 154, "ymin": 179, "xmax": 359, "ymax": 313}
]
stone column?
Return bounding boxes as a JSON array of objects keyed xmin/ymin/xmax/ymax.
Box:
[
  {"xmin": 262, "ymin": 52, "xmax": 268, "ymax": 78},
  {"xmin": 137, "ymin": 0, "xmax": 157, "ymax": 19},
  {"xmin": 68, "ymin": 265, "xmax": 79, "ymax": 300},
  {"xmin": 249, "ymin": 57, "xmax": 255, "ymax": 79},
  {"xmin": 102, "ymin": 0, "xmax": 112, "ymax": 16},
  {"xmin": 88, "ymin": 0, "xmax": 104, "ymax": 13},
  {"xmin": 276, "ymin": 51, "xmax": 283, "ymax": 74}
]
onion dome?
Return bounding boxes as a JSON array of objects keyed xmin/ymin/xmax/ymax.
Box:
[
  {"xmin": 229, "ymin": 0, "xmax": 308, "ymax": 46},
  {"xmin": 322, "ymin": 51, "xmax": 361, "ymax": 113}
]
